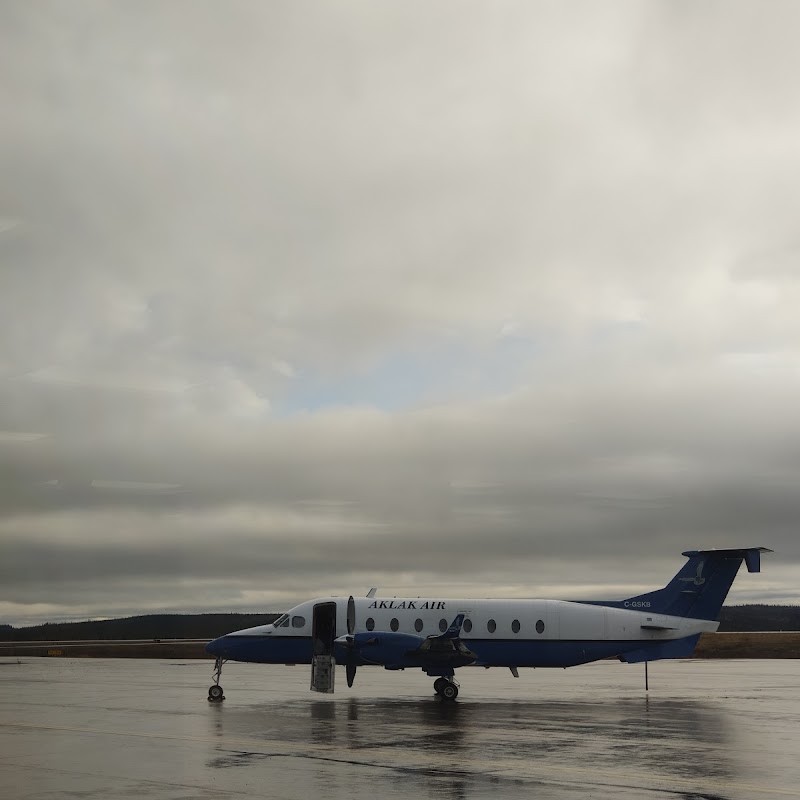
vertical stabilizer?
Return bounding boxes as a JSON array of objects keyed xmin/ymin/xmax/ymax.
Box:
[{"xmin": 618, "ymin": 547, "xmax": 772, "ymax": 621}]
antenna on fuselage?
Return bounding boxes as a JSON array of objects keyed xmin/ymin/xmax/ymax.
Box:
[{"xmin": 366, "ymin": 588, "xmax": 377, "ymax": 598}]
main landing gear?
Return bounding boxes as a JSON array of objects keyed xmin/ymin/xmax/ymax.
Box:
[
  {"xmin": 208, "ymin": 657, "xmax": 226, "ymax": 702},
  {"xmin": 433, "ymin": 676, "xmax": 459, "ymax": 701}
]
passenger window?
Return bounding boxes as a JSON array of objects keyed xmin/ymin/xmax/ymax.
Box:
[
  {"xmin": 439, "ymin": 618, "xmax": 447, "ymax": 633},
  {"xmin": 366, "ymin": 617, "xmax": 375, "ymax": 631},
  {"xmin": 414, "ymin": 618, "xmax": 423, "ymax": 633},
  {"xmin": 536, "ymin": 619, "xmax": 545, "ymax": 634},
  {"xmin": 511, "ymin": 619, "xmax": 520, "ymax": 633},
  {"xmin": 390, "ymin": 618, "xmax": 399, "ymax": 632},
  {"xmin": 291, "ymin": 616, "xmax": 305, "ymax": 628},
  {"xmin": 463, "ymin": 618, "xmax": 472, "ymax": 633},
  {"xmin": 487, "ymin": 619, "xmax": 496, "ymax": 633}
]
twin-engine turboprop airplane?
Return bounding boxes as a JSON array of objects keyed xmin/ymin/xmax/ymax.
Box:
[{"xmin": 205, "ymin": 547, "xmax": 770, "ymax": 701}]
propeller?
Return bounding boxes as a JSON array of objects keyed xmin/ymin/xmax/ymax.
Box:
[{"xmin": 345, "ymin": 595, "xmax": 357, "ymax": 688}]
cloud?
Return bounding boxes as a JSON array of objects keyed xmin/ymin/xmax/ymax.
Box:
[{"xmin": 1, "ymin": 1, "xmax": 799, "ymax": 624}]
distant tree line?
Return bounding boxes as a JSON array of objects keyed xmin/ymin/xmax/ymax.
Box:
[
  {"xmin": 0, "ymin": 605, "xmax": 797, "ymax": 641},
  {"xmin": 717, "ymin": 605, "xmax": 800, "ymax": 632},
  {"xmin": 0, "ymin": 613, "xmax": 278, "ymax": 641}
]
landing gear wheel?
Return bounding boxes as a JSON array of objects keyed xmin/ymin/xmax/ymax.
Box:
[
  {"xmin": 441, "ymin": 682, "xmax": 458, "ymax": 701},
  {"xmin": 433, "ymin": 677, "xmax": 449, "ymax": 695},
  {"xmin": 207, "ymin": 656, "xmax": 226, "ymax": 702}
]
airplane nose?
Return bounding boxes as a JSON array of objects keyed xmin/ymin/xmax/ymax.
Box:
[{"xmin": 205, "ymin": 636, "xmax": 227, "ymax": 657}]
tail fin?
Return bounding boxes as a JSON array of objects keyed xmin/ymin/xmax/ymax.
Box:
[{"xmin": 621, "ymin": 547, "xmax": 771, "ymax": 621}]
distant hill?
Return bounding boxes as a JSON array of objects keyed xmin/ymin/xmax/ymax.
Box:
[
  {"xmin": 0, "ymin": 613, "xmax": 278, "ymax": 642},
  {"xmin": 1, "ymin": 605, "xmax": 797, "ymax": 641}
]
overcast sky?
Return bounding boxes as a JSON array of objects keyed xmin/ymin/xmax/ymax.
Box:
[{"xmin": 2, "ymin": 1, "xmax": 799, "ymax": 627}]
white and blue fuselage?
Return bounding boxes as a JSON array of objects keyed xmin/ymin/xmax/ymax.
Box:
[
  {"xmin": 204, "ymin": 548, "xmax": 769, "ymax": 699},
  {"xmin": 207, "ymin": 595, "xmax": 717, "ymax": 668}
]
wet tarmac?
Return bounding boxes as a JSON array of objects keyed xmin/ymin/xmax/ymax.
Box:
[{"xmin": 1, "ymin": 657, "xmax": 798, "ymax": 799}]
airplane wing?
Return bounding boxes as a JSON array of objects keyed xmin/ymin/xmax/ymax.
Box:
[
  {"xmin": 407, "ymin": 614, "xmax": 476, "ymax": 665},
  {"xmin": 338, "ymin": 613, "xmax": 477, "ymax": 673}
]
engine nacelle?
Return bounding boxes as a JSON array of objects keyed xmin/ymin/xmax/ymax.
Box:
[
  {"xmin": 335, "ymin": 630, "xmax": 477, "ymax": 670},
  {"xmin": 348, "ymin": 631, "xmax": 424, "ymax": 666}
]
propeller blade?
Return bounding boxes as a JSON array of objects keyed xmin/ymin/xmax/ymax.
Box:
[
  {"xmin": 345, "ymin": 598, "xmax": 357, "ymax": 687},
  {"xmin": 347, "ymin": 595, "xmax": 356, "ymax": 636}
]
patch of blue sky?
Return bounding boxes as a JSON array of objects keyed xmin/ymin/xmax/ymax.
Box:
[{"xmin": 276, "ymin": 335, "xmax": 542, "ymax": 416}]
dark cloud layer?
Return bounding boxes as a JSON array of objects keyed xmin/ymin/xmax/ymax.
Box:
[{"xmin": 2, "ymin": 2, "xmax": 799, "ymax": 625}]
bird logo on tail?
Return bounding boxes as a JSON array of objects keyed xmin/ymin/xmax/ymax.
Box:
[{"xmin": 679, "ymin": 561, "xmax": 706, "ymax": 587}]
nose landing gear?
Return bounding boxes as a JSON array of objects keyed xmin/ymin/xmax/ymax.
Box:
[{"xmin": 208, "ymin": 657, "xmax": 226, "ymax": 702}]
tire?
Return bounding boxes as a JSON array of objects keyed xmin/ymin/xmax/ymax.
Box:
[
  {"xmin": 208, "ymin": 685, "xmax": 224, "ymax": 701},
  {"xmin": 433, "ymin": 677, "xmax": 448, "ymax": 695},
  {"xmin": 441, "ymin": 683, "xmax": 458, "ymax": 701}
]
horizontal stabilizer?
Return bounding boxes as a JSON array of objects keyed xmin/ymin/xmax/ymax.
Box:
[{"xmin": 681, "ymin": 547, "xmax": 772, "ymax": 573}]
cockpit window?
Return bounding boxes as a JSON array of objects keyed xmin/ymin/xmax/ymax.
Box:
[
  {"xmin": 273, "ymin": 614, "xmax": 290, "ymax": 628},
  {"xmin": 291, "ymin": 616, "xmax": 305, "ymax": 628}
]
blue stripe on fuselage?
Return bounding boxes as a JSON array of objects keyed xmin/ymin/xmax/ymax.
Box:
[
  {"xmin": 467, "ymin": 639, "xmax": 634, "ymax": 667},
  {"xmin": 206, "ymin": 634, "xmax": 313, "ymax": 664},
  {"xmin": 205, "ymin": 634, "xmax": 692, "ymax": 668}
]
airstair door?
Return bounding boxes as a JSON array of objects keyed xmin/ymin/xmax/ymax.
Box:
[{"xmin": 310, "ymin": 601, "xmax": 337, "ymax": 693}]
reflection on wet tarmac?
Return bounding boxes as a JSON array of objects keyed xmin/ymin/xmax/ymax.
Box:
[
  {"xmin": 205, "ymin": 691, "xmax": 739, "ymax": 797},
  {"xmin": 2, "ymin": 658, "xmax": 798, "ymax": 799}
]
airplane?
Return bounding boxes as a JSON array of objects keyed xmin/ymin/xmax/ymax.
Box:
[{"xmin": 204, "ymin": 546, "xmax": 771, "ymax": 701}]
